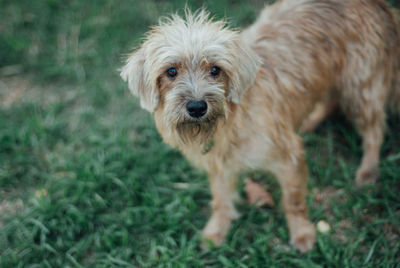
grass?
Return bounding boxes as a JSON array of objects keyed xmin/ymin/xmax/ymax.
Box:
[{"xmin": 0, "ymin": 0, "xmax": 399, "ymax": 266}]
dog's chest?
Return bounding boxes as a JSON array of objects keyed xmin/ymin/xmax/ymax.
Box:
[{"xmin": 181, "ymin": 130, "xmax": 275, "ymax": 173}]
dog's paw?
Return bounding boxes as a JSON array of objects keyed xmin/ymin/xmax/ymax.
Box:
[
  {"xmin": 201, "ymin": 228, "xmax": 226, "ymax": 251},
  {"xmin": 290, "ymin": 221, "xmax": 316, "ymax": 253},
  {"xmin": 201, "ymin": 233, "xmax": 225, "ymax": 251},
  {"xmin": 201, "ymin": 213, "xmax": 232, "ymax": 250},
  {"xmin": 356, "ymin": 166, "xmax": 379, "ymax": 187}
]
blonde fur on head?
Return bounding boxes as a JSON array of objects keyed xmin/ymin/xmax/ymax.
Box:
[
  {"xmin": 121, "ymin": 9, "xmax": 260, "ymax": 113},
  {"xmin": 121, "ymin": 1, "xmax": 400, "ymax": 253}
]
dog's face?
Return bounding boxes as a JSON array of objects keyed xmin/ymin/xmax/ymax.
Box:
[{"xmin": 121, "ymin": 10, "xmax": 260, "ymax": 145}]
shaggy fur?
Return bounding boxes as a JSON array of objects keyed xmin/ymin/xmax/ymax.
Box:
[{"xmin": 121, "ymin": 0, "xmax": 400, "ymax": 252}]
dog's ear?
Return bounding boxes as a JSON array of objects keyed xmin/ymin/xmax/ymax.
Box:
[
  {"xmin": 228, "ymin": 37, "xmax": 260, "ymax": 104},
  {"xmin": 120, "ymin": 48, "xmax": 159, "ymax": 112}
]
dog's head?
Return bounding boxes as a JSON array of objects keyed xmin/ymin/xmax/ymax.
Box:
[{"xmin": 121, "ymin": 9, "xmax": 260, "ymax": 145}]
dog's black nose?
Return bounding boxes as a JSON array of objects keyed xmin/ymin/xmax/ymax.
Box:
[{"xmin": 186, "ymin": 100, "xmax": 208, "ymax": 118}]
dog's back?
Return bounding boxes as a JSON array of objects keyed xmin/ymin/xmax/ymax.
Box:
[{"xmin": 243, "ymin": 0, "xmax": 399, "ymax": 116}]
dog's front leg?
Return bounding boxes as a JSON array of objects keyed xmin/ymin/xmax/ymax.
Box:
[
  {"xmin": 202, "ymin": 167, "xmax": 239, "ymax": 248},
  {"xmin": 271, "ymin": 139, "xmax": 316, "ymax": 253}
]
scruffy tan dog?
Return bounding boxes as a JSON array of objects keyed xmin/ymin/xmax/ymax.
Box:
[{"xmin": 121, "ymin": 0, "xmax": 400, "ymax": 252}]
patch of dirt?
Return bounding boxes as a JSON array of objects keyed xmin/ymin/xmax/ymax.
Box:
[
  {"xmin": 0, "ymin": 198, "xmax": 24, "ymax": 229},
  {"xmin": 333, "ymin": 219, "xmax": 353, "ymax": 243},
  {"xmin": 0, "ymin": 75, "xmax": 29, "ymax": 107},
  {"xmin": 312, "ymin": 186, "xmax": 356, "ymax": 243},
  {"xmin": 270, "ymin": 237, "xmax": 291, "ymax": 252},
  {"xmin": 313, "ymin": 187, "xmax": 347, "ymax": 207},
  {"xmin": 0, "ymin": 73, "xmax": 76, "ymax": 108},
  {"xmin": 382, "ymin": 222, "xmax": 399, "ymax": 242}
]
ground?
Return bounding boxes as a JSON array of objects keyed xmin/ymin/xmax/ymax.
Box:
[{"xmin": 0, "ymin": 0, "xmax": 399, "ymax": 266}]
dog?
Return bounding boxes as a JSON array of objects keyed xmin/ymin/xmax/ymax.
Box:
[{"xmin": 120, "ymin": 0, "xmax": 400, "ymax": 252}]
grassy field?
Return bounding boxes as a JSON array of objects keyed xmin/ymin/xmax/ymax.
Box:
[{"xmin": 1, "ymin": 0, "xmax": 399, "ymax": 266}]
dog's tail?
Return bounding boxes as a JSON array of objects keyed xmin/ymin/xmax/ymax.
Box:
[{"xmin": 388, "ymin": 7, "xmax": 400, "ymax": 114}]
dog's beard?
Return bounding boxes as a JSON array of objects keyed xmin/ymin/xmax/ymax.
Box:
[
  {"xmin": 164, "ymin": 92, "xmax": 226, "ymax": 145},
  {"xmin": 175, "ymin": 111, "xmax": 224, "ymax": 144}
]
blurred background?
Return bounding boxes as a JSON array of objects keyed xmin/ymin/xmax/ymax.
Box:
[{"xmin": 1, "ymin": 0, "xmax": 399, "ymax": 266}]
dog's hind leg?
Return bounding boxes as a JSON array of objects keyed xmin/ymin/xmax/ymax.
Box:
[
  {"xmin": 341, "ymin": 78, "xmax": 387, "ymax": 187},
  {"xmin": 300, "ymin": 96, "xmax": 338, "ymax": 133},
  {"xmin": 354, "ymin": 122, "xmax": 384, "ymax": 187},
  {"xmin": 201, "ymin": 166, "xmax": 240, "ymax": 248}
]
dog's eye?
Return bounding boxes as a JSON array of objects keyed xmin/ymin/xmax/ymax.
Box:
[
  {"xmin": 210, "ymin": 66, "xmax": 221, "ymax": 78},
  {"xmin": 166, "ymin": 67, "xmax": 178, "ymax": 78}
]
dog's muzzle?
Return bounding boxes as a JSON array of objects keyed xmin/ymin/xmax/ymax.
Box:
[{"xmin": 186, "ymin": 100, "xmax": 207, "ymax": 118}]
